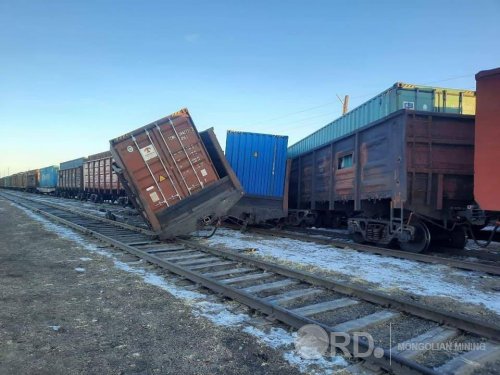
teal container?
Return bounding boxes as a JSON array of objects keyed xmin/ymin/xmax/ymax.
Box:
[
  {"xmin": 288, "ymin": 82, "xmax": 476, "ymax": 158},
  {"xmin": 39, "ymin": 165, "xmax": 59, "ymax": 191},
  {"xmin": 60, "ymin": 157, "xmax": 86, "ymax": 171}
]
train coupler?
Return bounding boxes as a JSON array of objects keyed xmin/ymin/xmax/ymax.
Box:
[{"xmin": 455, "ymin": 205, "xmax": 487, "ymax": 226}]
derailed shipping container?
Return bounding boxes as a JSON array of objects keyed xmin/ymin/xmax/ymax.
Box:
[
  {"xmin": 225, "ymin": 131, "xmax": 290, "ymax": 224},
  {"xmin": 110, "ymin": 108, "xmax": 243, "ymax": 239}
]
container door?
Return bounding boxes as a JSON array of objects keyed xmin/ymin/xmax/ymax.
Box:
[
  {"xmin": 116, "ymin": 132, "xmax": 185, "ymax": 210},
  {"xmin": 113, "ymin": 123, "xmax": 218, "ymax": 211}
]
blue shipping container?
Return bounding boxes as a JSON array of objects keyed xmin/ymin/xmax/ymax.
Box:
[
  {"xmin": 60, "ymin": 157, "xmax": 86, "ymax": 171},
  {"xmin": 39, "ymin": 165, "xmax": 59, "ymax": 190},
  {"xmin": 225, "ymin": 131, "xmax": 288, "ymax": 197}
]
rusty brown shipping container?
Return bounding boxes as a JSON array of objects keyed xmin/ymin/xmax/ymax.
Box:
[
  {"xmin": 289, "ymin": 109, "xmax": 475, "ymax": 252},
  {"xmin": 110, "ymin": 108, "xmax": 243, "ymax": 238},
  {"xmin": 83, "ymin": 151, "xmax": 124, "ymax": 201},
  {"xmin": 475, "ymin": 68, "xmax": 500, "ymax": 212}
]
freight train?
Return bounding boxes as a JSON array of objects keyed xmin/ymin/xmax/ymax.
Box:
[
  {"xmin": 1, "ymin": 70, "xmax": 498, "ymax": 249},
  {"xmin": 0, "ymin": 153, "xmax": 127, "ymax": 203}
]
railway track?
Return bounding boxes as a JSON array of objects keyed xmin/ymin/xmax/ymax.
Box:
[
  {"xmin": 285, "ymin": 226, "xmax": 500, "ymax": 258},
  {"xmin": 236, "ymin": 226, "xmax": 500, "ymax": 276},
  {"xmin": 7, "ymin": 190, "xmax": 500, "ymax": 275},
  {"xmin": 2, "ymin": 190, "xmax": 500, "ymax": 374}
]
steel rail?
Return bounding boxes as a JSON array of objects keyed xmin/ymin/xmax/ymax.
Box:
[
  {"xmin": 236, "ymin": 226, "xmax": 500, "ymax": 276},
  {"xmin": 179, "ymin": 239, "xmax": 500, "ymax": 341},
  {"xmin": 1, "ymin": 191, "xmax": 156, "ymax": 236},
  {"xmin": 1, "ymin": 193, "xmax": 443, "ymax": 375}
]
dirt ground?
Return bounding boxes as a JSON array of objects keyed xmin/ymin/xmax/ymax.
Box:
[{"xmin": 0, "ymin": 198, "xmax": 302, "ymax": 375}]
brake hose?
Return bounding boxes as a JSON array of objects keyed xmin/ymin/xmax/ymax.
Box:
[{"xmin": 468, "ymin": 223, "xmax": 499, "ymax": 248}]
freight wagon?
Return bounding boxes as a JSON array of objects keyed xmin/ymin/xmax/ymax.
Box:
[
  {"xmin": 474, "ymin": 68, "xmax": 500, "ymax": 213},
  {"xmin": 83, "ymin": 151, "xmax": 125, "ymax": 202},
  {"xmin": 288, "ymin": 110, "xmax": 476, "ymax": 252},
  {"xmin": 26, "ymin": 169, "xmax": 40, "ymax": 192},
  {"xmin": 288, "ymin": 83, "xmax": 476, "ymax": 159},
  {"xmin": 225, "ymin": 131, "xmax": 289, "ymax": 225},
  {"xmin": 1, "ymin": 175, "xmax": 11, "ymax": 188},
  {"xmin": 2, "ymin": 176, "xmax": 12, "ymax": 189},
  {"xmin": 38, "ymin": 166, "xmax": 59, "ymax": 193},
  {"xmin": 58, "ymin": 157, "xmax": 86, "ymax": 198},
  {"xmin": 11, "ymin": 172, "xmax": 28, "ymax": 190},
  {"xmin": 110, "ymin": 108, "xmax": 243, "ymax": 239}
]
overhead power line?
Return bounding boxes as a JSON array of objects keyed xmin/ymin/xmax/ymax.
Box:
[{"xmin": 242, "ymin": 73, "xmax": 475, "ymax": 131}]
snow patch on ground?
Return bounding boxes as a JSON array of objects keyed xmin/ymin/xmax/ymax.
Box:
[
  {"xmin": 243, "ymin": 326, "xmax": 295, "ymax": 348},
  {"xmin": 284, "ymin": 351, "xmax": 348, "ymax": 373},
  {"xmin": 241, "ymin": 326, "xmax": 347, "ymax": 371},
  {"xmin": 310, "ymin": 227, "xmax": 349, "ymax": 235},
  {"xmin": 74, "ymin": 267, "xmax": 86, "ymax": 272},
  {"xmin": 13, "ymin": 203, "xmax": 344, "ymax": 374},
  {"xmin": 205, "ymin": 229, "xmax": 500, "ymax": 315},
  {"xmin": 195, "ymin": 301, "xmax": 250, "ymax": 326},
  {"xmin": 79, "ymin": 257, "xmax": 92, "ymax": 262}
]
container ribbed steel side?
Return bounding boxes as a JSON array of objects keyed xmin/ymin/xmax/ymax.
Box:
[
  {"xmin": 288, "ymin": 82, "xmax": 476, "ymax": 158},
  {"xmin": 225, "ymin": 131, "xmax": 288, "ymax": 198},
  {"xmin": 60, "ymin": 157, "xmax": 86, "ymax": 171},
  {"xmin": 39, "ymin": 165, "xmax": 59, "ymax": 189}
]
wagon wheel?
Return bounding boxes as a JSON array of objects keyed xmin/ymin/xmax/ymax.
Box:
[
  {"xmin": 449, "ymin": 227, "xmax": 467, "ymax": 249},
  {"xmin": 399, "ymin": 219, "xmax": 431, "ymax": 253},
  {"xmin": 351, "ymin": 231, "xmax": 366, "ymax": 244}
]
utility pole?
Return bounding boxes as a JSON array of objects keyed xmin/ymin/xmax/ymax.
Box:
[
  {"xmin": 342, "ymin": 95, "xmax": 349, "ymax": 115},
  {"xmin": 336, "ymin": 94, "xmax": 350, "ymax": 115}
]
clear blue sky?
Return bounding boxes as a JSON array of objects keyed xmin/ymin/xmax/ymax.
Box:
[{"xmin": 1, "ymin": 0, "xmax": 499, "ymax": 175}]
